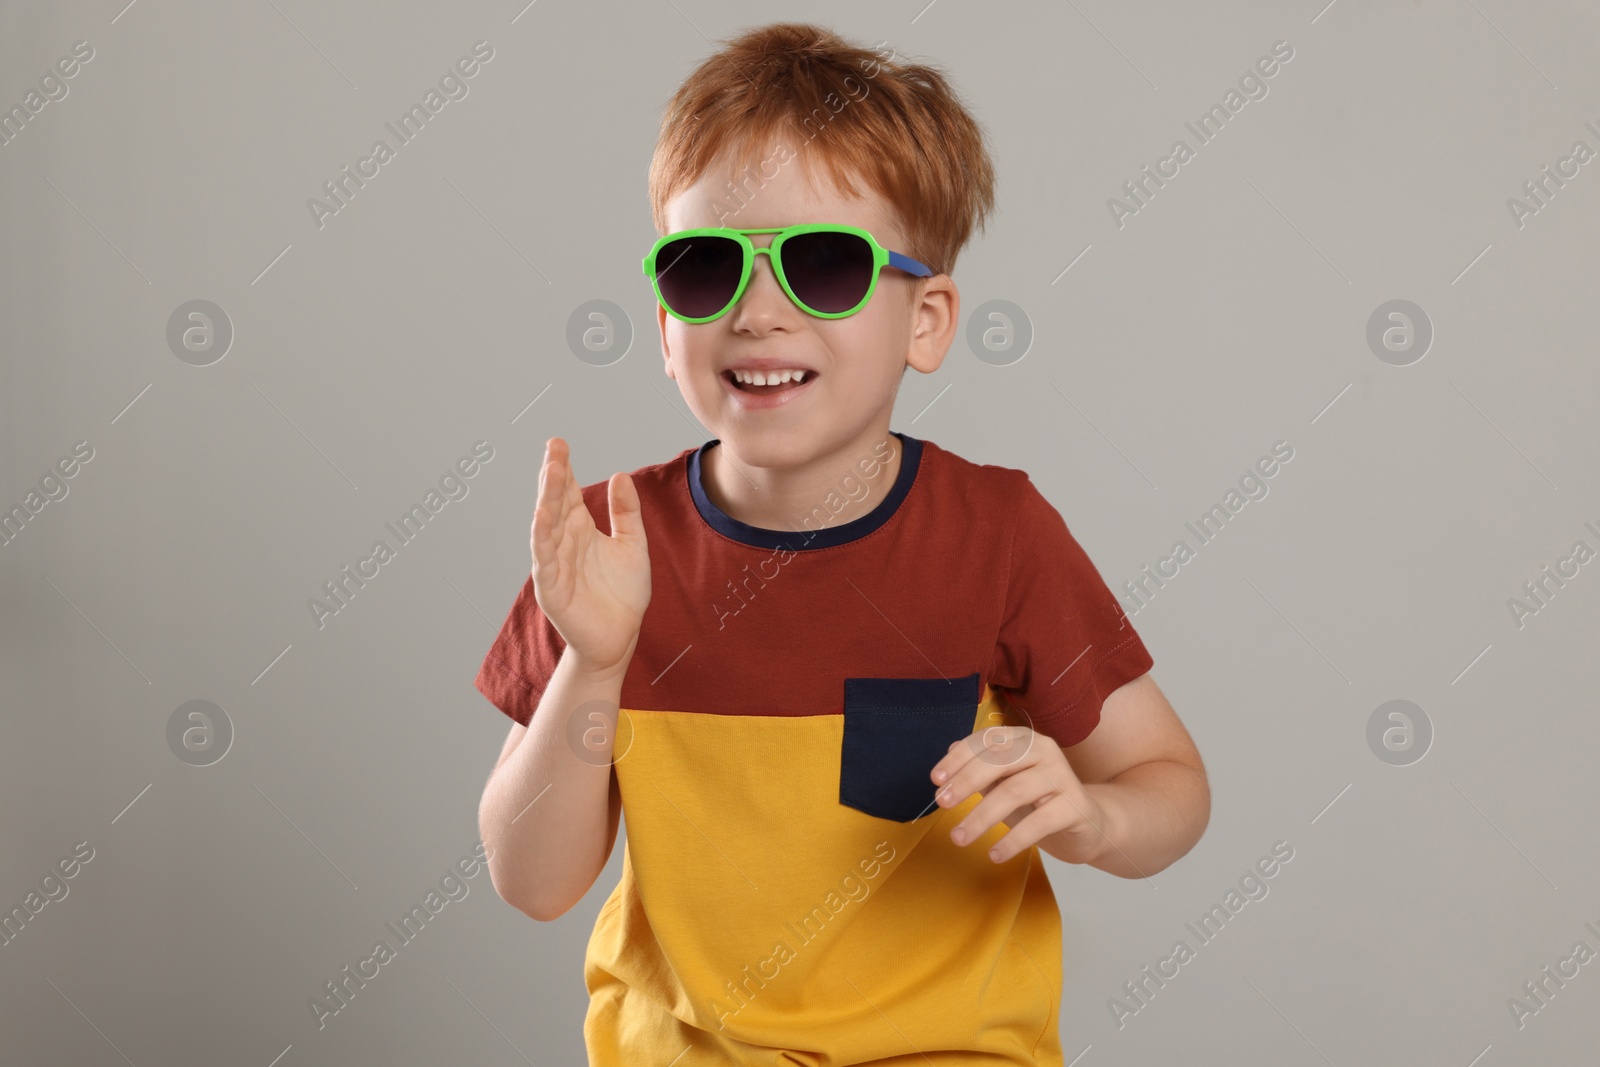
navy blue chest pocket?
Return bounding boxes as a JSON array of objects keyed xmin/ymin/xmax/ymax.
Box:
[{"xmin": 839, "ymin": 672, "xmax": 981, "ymax": 822}]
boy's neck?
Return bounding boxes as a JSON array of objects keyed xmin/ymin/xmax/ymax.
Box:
[{"xmin": 700, "ymin": 430, "xmax": 902, "ymax": 536}]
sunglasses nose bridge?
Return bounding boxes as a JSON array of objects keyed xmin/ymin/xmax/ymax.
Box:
[
  {"xmin": 729, "ymin": 243, "xmax": 799, "ymax": 323},
  {"xmin": 747, "ymin": 244, "xmax": 782, "ymax": 285}
]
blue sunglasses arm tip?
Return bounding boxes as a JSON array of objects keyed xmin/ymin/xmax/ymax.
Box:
[{"xmin": 888, "ymin": 250, "xmax": 935, "ymax": 277}]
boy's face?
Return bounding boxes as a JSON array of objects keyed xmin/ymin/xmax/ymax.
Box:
[{"xmin": 658, "ymin": 151, "xmax": 956, "ymax": 470}]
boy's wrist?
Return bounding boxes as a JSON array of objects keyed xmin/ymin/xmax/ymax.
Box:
[
  {"xmin": 1074, "ymin": 782, "xmax": 1125, "ymax": 869},
  {"xmin": 1070, "ymin": 763, "xmax": 1210, "ymax": 878},
  {"xmin": 565, "ymin": 642, "xmax": 638, "ymax": 683}
]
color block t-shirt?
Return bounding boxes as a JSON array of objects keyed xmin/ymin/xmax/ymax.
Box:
[{"xmin": 474, "ymin": 431, "xmax": 1153, "ymax": 1066}]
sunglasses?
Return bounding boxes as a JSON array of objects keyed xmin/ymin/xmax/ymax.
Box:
[{"xmin": 641, "ymin": 223, "xmax": 935, "ymax": 324}]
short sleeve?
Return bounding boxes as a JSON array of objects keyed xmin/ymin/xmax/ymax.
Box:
[
  {"xmin": 988, "ymin": 474, "xmax": 1153, "ymax": 748},
  {"xmin": 474, "ymin": 573, "xmax": 567, "ymax": 728}
]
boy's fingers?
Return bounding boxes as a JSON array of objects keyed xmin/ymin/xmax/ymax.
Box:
[
  {"xmin": 531, "ymin": 478, "xmax": 557, "ymax": 568},
  {"xmin": 539, "ymin": 437, "xmax": 563, "ymax": 492},
  {"xmin": 931, "ymin": 733, "xmax": 979, "ymax": 788},
  {"xmin": 607, "ymin": 472, "xmax": 644, "ymax": 542},
  {"xmin": 533, "ymin": 448, "xmax": 575, "ymax": 559},
  {"xmin": 538, "ymin": 458, "xmax": 564, "ymax": 529},
  {"xmin": 932, "ymin": 728, "xmax": 1027, "ymax": 804},
  {"xmin": 563, "ymin": 450, "xmax": 585, "ymax": 514}
]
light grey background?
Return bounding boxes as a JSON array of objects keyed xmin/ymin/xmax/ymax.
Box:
[{"xmin": 3, "ymin": 0, "xmax": 1598, "ymax": 1064}]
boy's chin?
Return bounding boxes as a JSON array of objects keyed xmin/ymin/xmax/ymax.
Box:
[
  {"xmin": 713, "ymin": 424, "xmax": 866, "ymax": 465},
  {"xmin": 713, "ymin": 429, "xmax": 810, "ymax": 460}
]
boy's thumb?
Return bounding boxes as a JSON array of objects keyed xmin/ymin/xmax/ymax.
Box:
[{"xmin": 607, "ymin": 472, "xmax": 644, "ymax": 541}]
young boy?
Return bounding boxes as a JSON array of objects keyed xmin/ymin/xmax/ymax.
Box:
[{"xmin": 474, "ymin": 22, "xmax": 1208, "ymax": 1066}]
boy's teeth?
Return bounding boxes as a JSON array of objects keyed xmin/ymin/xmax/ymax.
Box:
[{"xmin": 732, "ymin": 369, "xmax": 808, "ymax": 386}]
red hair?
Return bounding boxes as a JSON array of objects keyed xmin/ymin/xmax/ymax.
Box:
[{"xmin": 647, "ymin": 22, "xmax": 996, "ymax": 278}]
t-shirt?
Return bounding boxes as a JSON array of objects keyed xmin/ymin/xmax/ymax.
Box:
[{"xmin": 474, "ymin": 430, "xmax": 1154, "ymax": 1066}]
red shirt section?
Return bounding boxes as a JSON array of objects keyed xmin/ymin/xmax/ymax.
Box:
[{"xmin": 475, "ymin": 432, "xmax": 1151, "ymax": 748}]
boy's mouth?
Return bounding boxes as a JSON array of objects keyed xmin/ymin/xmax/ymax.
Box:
[
  {"xmin": 719, "ymin": 366, "xmax": 819, "ymax": 410},
  {"xmin": 722, "ymin": 367, "xmax": 816, "ymax": 396}
]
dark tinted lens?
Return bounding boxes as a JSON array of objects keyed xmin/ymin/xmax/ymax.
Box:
[
  {"xmin": 654, "ymin": 236, "xmax": 744, "ymax": 319},
  {"xmin": 781, "ymin": 231, "xmax": 875, "ymax": 314}
]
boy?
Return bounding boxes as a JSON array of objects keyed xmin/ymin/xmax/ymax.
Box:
[{"xmin": 474, "ymin": 22, "xmax": 1208, "ymax": 1066}]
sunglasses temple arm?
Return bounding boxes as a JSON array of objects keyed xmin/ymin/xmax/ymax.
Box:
[{"xmin": 887, "ymin": 250, "xmax": 935, "ymax": 277}]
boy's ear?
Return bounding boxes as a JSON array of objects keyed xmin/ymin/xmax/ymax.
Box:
[
  {"xmin": 905, "ymin": 274, "xmax": 958, "ymax": 376},
  {"xmin": 659, "ymin": 303, "xmax": 675, "ymax": 380}
]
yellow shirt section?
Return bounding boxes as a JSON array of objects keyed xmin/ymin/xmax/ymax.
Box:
[{"xmin": 581, "ymin": 685, "xmax": 1068, "ymax": 1066}]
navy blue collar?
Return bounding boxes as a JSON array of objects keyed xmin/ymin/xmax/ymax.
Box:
[{"xmin": 688, "ymin": 432, "xmax": 922, "ymax": 550}]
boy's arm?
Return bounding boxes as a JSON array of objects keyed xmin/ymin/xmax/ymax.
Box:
[
  {"xmin": 476, "ymin": 437, "xmax": 648, "ymax": 921},
  {"xmin": 478, "ymin": 646, "xmax": 630, "ymax": 921},
  {"xmin": 487, "ymin": 715, "xmax": 624, "ymax": 869},
  {"xmin": 1044, "ymin": 673, "xmax": 1208, "ymax": 877},
  {"xmin": 936, "ymin": 471, "xmax": 1206, "ymax": 876}
]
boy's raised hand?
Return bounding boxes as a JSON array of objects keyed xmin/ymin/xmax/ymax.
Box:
[{"xmin": 530, "ymin": 437, "xmax": 652, "ymax": 677}]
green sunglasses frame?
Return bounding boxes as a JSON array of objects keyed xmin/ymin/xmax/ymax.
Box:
[{"xmin": 641, "ymin": 223, "xmax": 935, "ymax": 324}]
